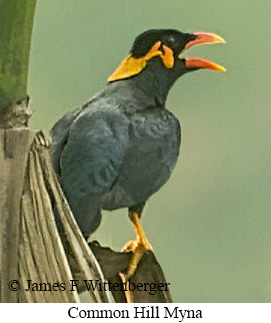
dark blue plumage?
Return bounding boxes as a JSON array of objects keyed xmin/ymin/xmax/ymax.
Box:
[
  {"xmin": 50, "ymin": 29, "xmax": 225, "ymax": 238},
  {"xmin": 51, "ymin": 59, "xmax": 182, "ymax": 236}
]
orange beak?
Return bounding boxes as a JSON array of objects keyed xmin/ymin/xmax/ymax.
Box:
[
  {"xmin": 185, "ymin": 57, "xmax": 226, "ymax": 72},
  {"xmin": 182, "ymin": 32, "xmax": 226, "ymax": 72}
]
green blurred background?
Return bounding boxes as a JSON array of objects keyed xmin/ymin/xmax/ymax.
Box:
[{"xmin": 28, "ymin": 0, "xmax": 271, "ymax": 302}]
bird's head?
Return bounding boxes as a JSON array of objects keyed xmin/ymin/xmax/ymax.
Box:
[{"xmin": 108, "ymin": 29, "xmax": 226, "ymax": 83}]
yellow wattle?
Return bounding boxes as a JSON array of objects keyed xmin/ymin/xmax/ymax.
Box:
[{"xmin": 107, "ymin": 41, "xmax": 175, "ymax": 82}]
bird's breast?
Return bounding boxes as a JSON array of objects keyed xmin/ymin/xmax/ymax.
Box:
[{"xmin": 102, "ymin": 108, "xmax": 181, "ymax": 210}]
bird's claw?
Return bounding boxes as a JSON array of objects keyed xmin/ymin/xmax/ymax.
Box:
[{"xmin": 121, "ymin": 238, "xmax": 153, "ymax": 279}]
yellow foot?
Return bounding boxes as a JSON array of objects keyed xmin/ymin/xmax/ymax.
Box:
[
  {"xmin": 121, "ymin": 210, "xmax": 153, "ymax": 280},
  {"xmin": 122, "ymin": 238, "xmax": 153, "ymax": 253}
]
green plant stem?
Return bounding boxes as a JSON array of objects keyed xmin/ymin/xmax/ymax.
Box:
[{"xmin": 0, "ymin": 0, "xmax": 37, "ymax": 113}]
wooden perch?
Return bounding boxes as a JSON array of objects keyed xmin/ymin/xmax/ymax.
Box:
[
  {"xmin": 64, "ymin": 240, "xmax": 173, "ymax": 303},
  {"xmin": 90, "ymin": 242, "xmax": 172, "ymax": 302},
  {"xmin": 0, "ymin": 122, "xmax": 111, "ymax": 303}
]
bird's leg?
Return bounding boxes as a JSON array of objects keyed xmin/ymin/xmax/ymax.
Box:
[{"xmin": 122, "ymin": 210, "xmax": 153, "ymax": 279}]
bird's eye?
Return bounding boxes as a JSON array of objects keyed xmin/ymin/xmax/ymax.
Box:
[{"xmin": 164, "ymin": 36, "xmax": 176, "ymax": 47}]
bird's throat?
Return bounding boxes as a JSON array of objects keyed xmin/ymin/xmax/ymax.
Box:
[{"xmin": 126, "ymin": 59, "xmax": 180, "ymax": 107}]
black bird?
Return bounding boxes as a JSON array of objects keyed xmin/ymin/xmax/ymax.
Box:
[{"xmin": 51, "ymin": 29, "xmax": 225, "ymax": 277}]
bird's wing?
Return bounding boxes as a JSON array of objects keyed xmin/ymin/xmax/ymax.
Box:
[
  {"xmin": 50, "ymin": 107, "xmax": 82, "ymax": 175},
  {"xmin": 59, "ymin": 106, "xmax": 130, "ymax": 200},
  {"xmin": 51, "ymin": 105, "xmax": 129, "ymax": 235}
]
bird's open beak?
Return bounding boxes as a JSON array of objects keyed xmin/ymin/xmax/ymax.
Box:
[{"xmin": 182, "ymin": 32, "xmax": 226, "ymax": 72}]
